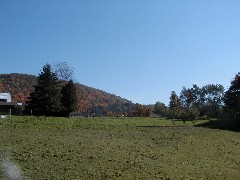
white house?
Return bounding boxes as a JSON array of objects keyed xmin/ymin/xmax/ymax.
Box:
[{"xmin": 0, "ymin": 93, "xmax": 12, "ymax": 102}]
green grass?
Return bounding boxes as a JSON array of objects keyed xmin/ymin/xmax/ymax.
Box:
[{"xmin": 0, "ymin": 116, "xmax": 239, "ymax": 179}]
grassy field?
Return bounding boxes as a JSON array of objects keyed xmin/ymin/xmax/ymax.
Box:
[{"xmin": 0, "ymin": 116, "xmax": 239, "ymax": 179}]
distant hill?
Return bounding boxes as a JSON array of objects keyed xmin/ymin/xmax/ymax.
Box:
[{"xmin": 0, "ymin": 73, "xmax": 134, "ymax": 116}]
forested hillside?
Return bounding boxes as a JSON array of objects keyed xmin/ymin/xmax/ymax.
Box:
[
  {"xmin": 0, "ymin": 73, "xmax": 134, "ymax": 116},
  {"xmin": 0, "ymin": 74, "xmax": 36, "ymax": 102}
]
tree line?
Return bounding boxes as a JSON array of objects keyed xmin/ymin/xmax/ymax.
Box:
[
  {"xmin": 24, "ymin": 61, "xmax": 240, "ymax": 127},
  {"xmin": 153, "ymin": 73, "xmax": 240, "ymax": 127}
]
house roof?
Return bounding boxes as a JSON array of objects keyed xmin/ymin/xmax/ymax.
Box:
[{"xmin": 0, "ymin": 93, "xmax": 12, "ymax": 102}]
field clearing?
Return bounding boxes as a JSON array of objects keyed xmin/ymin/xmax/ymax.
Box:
[{"xmin": 0, "ymin": 116, "xmax": 239, "ymax": 179}]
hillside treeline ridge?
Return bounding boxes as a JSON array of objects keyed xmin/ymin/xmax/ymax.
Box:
[{"xmin": 0, "ymin": 73, "xmax": 135, "ymax": 116}]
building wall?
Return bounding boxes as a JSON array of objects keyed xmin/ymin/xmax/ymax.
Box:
[{"xmin": 0, "ymin": 104, "xmax": 15, "ymax": 114}]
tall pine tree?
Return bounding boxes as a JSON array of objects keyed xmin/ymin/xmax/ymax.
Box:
[
  {"xmin": 27, "ymin": 64, "xmax": 61, "ymax": 115},
  {"xmin": 60, "ymin": 80, "xmax": 77, "ymax": 117}
]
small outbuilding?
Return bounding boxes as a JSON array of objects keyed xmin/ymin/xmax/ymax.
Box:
[
  {"xmin": 0, "ymin": 93, "xmax": 12, "ymax": 102},
  {"xmin": 0, "ymin": 93, "xmax": 16, "ymax": 114}
]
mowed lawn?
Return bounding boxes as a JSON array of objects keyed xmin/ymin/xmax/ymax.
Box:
[{"xmin": 0, "ymin": 116, "xmax": 239, "ymax": 179}]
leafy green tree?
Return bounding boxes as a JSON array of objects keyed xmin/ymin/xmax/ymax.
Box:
[
  {"xmin": 154, "ymin": 101, "xmax": 168, "ymax": 117},
  {"xmin": 61, "ymin": 80, "xmax": 78, "ymax": 117},
  {"xmin": 167, "ymin": 108, "xmax": 182, "ymax": 120},
  {"xmin": 224, "ymin": 73, "xmax": 240, "ymax": 125},
  {"xmin": 179, "ymin": 85, "xmax": 201, "ymax": 108},
  {"xmin": 179, "ymin": 87, "xmax": 192, "ymax": 109},
  {"xmin": 167, "ymin": 91, "xmax": 182, "ymax": 120},
  {"xmin": 27, "ymin": 64, "xmax": 61, "ymax": 115},
  {"xmin": 202, "ymin": 84, "xmax": 224, "ymax": 117},
  {"xmin": 180, "ymin": 108, "xmax": 199, "ymax": 123},
  {"xmin": 180, "ymin": 84, "xmax": 224, "ymax": 118}
]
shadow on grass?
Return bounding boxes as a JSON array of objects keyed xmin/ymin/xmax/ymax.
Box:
[{"xmin": 194, "ymin": 119, "xmax": 240, "ymax": 132}]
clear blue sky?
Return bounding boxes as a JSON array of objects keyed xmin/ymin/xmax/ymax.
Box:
[{"xmin": 0, "ymin": 1, "xmax": 239, "ymax": 105}]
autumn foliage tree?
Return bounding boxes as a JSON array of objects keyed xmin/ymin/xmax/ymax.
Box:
[
  {"xmin": 169, "ymin": 91, "xmax": 181, "ymax": 109},
  {"xmin": 133, "ymin": 103, "xmax": 152, "ymax": 117}
]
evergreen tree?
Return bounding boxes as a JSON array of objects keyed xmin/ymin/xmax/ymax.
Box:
[
  {"xmin": 61, "ymin": 80, "xmax": 78, "ymax": 117},
  {"xmin": 224, "ymin": 73, "xmax": 240, "ymax": 125},
  {"xmin": 27, "ymin": 64, "xmax": 61, "ymax": 115}
]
